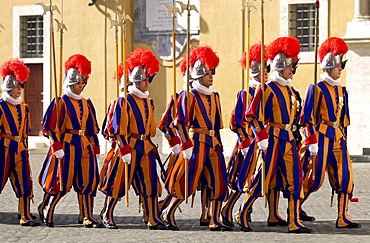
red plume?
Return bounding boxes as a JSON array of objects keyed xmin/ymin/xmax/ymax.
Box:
[
  {"xmin": 64, "ymin": 54, "xmax": 91, "ymax": 78},
  {"xmin": 117, "ymin": 61, "xmax": 125, "ymax": 81},
  {"xmin": 239, "ymin": 52, "xmax": 247, "ymax": 70},
  {"xmin": 318, "ymin": 37, "xmax": 348, "ymax": 61},
  {"xmin": 266, "ymin": 36, "xmax": 301, "ymax": 60},
  {"xmin": 239, "ymin": 43, "xmax": 268, "ymax": 69},
  {"xmin": 179, "ymin": 54, "xmax": 187, "ymax": 75},
  {"xmin": 126, "ymin": 48, "xmax": 160, "ymax": 75},
  {"xmin": 0, "ymin": 58, "xmax": 30, "ymax": 83},
  {"xmin": 189, "ymin": 45, "xmax": 220, "ymax": 70}
]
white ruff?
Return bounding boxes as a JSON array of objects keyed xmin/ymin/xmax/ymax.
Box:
[
  {"xmin": 64, "ymin": 86, "xmax": 84, "ymax": 100},
  {"xmin": 2, "ymin": 92, "xmax": 22, "ymax": 105},
  {"xmin": 320, "ymin": 72, "xmax": 341, "ymax": 86},
  {"xmin": 270, "ymin": 71, "xmax": 292, "ymax": 86},
  {"xmin": 128, "ymin": 85, "xmax": 149, "ymax": 98},
  {"xmin": 249, "ymin": 78, "xmax": 260, "ymax": 88},
  {"xmin": 192, "ymin": 80, "xmax": 214, "ymax": 95}
]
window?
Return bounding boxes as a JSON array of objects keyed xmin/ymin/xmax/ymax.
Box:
[
  {"xmin": 280, "ymin": 0, "xmax": 328, "ymax": 63},
  {"xmin": 20, "ymin": 15, "xmax": 43, "ymax": 58},
  {"xmin": 289, "ymin": 4, "xmax": 315, "ymax": 52}
]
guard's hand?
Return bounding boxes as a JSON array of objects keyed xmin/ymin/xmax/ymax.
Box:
[
  {"xmin": 257, "ymin": 139, "xmax": 268, "ymax": 151},
  {"xmin": 53, "ymin": 149, "xmax": 65, "ymax": 159},
  {"xmin": 183, "ymin": 147, "xmax": 193, "ymax": 160},
  {"xmin": 241, "ymin": 147, "xmax": 249, "ymax": 156},
  {"xmin": 171, "ymin": 144, "xmax": 181, "ymax": 155},
  {"xmin": 309, "ymin": 143, "xmax": 318, "ymax": 156},
  {"xmin": 122, "ymin": 153, "xmax": 132, "ymax": 164}
]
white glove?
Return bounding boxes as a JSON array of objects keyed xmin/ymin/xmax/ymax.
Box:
[
  {"xmin": 122, "ymin": 153, "xmax": 132, "ymax": 164},
  {"xmin": 53, "ymin": 149, "xmax": 65, "ymax": 159},
  {"xmin": 308, "ymin": 143, "xmax": 318, "ymax": 156},
  {"xmin": 183, "ymin": 147, "xmax": 193, "ymax": 160},
  {"xmin": 257, "ymin": 139, "xmax": 268, "ymax": 151},
  {"xmin": 171, "ymin": 144, "xmax": 181, "ymax": 155},
  {"xmin": 241, "ymin": 147, "xmax": 249, "ymax": 156}
]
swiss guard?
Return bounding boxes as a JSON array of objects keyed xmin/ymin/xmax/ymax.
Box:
[
  {"xmin": 0, "ymin": 58, "xmax": 40, "ymax": 227},
  {"xmin": 300, "ymin": 37, "xmax": 361, "ymax": 229}
]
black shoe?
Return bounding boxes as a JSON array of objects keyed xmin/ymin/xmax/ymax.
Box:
[
  {"xmin": 336, "ymin": 223, "xmax": 362, "ymax": 228},
  {"xmin": 289, "ymin": 227, "xmax": 313, "ymax": 233},
  {"xmin": 221, "ymin": 215, "xmax": 234, "ymax": 227},
  {"xmin": 200, "ymin": 219, "xmax": 210, "ymax": 226},
  {"xmin": 239, "ymin": 225, "xmax": 253, "ymax": 232},
  {"xmin": 20, "ymin": 221, "xmax": 41, "ymax": 227},
  {"xmin": 247, "ymin": 207, "xmax": 253, "ymax": 222},
  {"xmin": 267, "ymin": 220, "xmax": 289, "ymax": 227},
  {"xmin": 143, "ymin": 220, "xmax": 148, "ymax": 225},
  {"xmin": 45, "ymin": 221, "xmax": 54, "ymax": 228},
  {"xmin": 209, "ymin": 226, "xmax": 232, "ymax": 232},
  {"xmin": 38, "ymin": 211, "xmax": 45, "ymax": 222},
  {"xmin": 18, "ymin": 214, "xmax": 37, "ymax": 220},
  {"xmin": 300, "ymin": 210, "xmax": 315, "ymax": 221},
  {"xmin": 148, "ymin": 223, "xmax": 167, "ymax": 230},
  {"xmin": 237, "ymin": 222, "xmax": 253, "ymax": 232},
  {"xmin": 77, "ymin": 219, "xmax": 84, "ymax": 224},
  {"xmin": 105, "ymin": 223, "xmax": 118, "ymax": 229},
  {"xmin": 165, "ymin": 222, "xmax": 179, "ymax": 231},
  {"xmin": 102, "ymin": 219, "xmax": 118, "ymax": 229},
  {"xmin": 84, "ymin": 222, "xmax": 102, "ymax": 228}
]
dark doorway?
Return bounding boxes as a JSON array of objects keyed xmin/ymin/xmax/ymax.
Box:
[{"xmin": 24, "ymin": 63, "xmax": 43, "ymax": 136}]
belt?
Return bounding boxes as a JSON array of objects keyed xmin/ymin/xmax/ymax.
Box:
[
  {"xmin": 268, "ymin": 122, "xmax": 296, "ymax": 131},
  {"xmin": 65, "ymin": 129, "xmax": 86, "ymax": 136},
  {"xmin": 0, "ymin": 133, "xmax": 24, "ymax": 142},
  {"xmin": 318, "ymin": 119, "xmax": 341, "ymax": 128},
  {"xmin": 130, "ymin": 133, "xmax": 150, "ymax": 140},
  {"xmin": 190, "ymin": 128, "xmax": 217, "ymax": 137}
]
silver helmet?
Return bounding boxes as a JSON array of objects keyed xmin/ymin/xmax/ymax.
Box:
[
  {"xmin": 129, "ymin": 66, "xmax": 146, "ymax": 82},
  {"xmin": 64, "ymin": 68, "xmax": 87, "ymax": 86},
  {"xmin": 320, "ymin": 53, "xmax": 345, "ymax": 69},
  {"xmin": 190, "ymin": 60, "xmax": 208, "ymax": 79},
  {"xmin": 250, "ymin": 60, "xmax": 262, "ymax": 78},
  {"xmin": 128, "ymin": 66, "xmax": 156, "ymax": 83},
  {"xmin": 270, "ymin": 52, "xmax": 296, "ymax": 71},
  {"xmin": 2, "ymin": 74, "xmax": 24, "ymax": 91}
]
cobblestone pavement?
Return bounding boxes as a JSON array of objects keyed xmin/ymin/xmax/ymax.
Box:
[{"xmin": 0, "ymin": 153, "xmax": 369, "ymax": 242}]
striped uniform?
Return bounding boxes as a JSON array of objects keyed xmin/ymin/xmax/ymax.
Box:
[
  {"xmin": 163, "ymin": 89, "xmax": 228, "ymax": 229},
  {"xmin": 38, "ymin": 95, "xmax": 100, "ymax": 226},
  {"xmin": 100, "ymin": 92, "xmax": 163, "ymax": 227},
  {"xmin": 98, "ymin": 97, "xmax": 131, "ymax": 226},
  {"xmin": 221, "ymin": 89, "xmax": 251, "ymax": 224},
  {"xmin": 236, "ymin": 81, "xmax": 306, "ymax": 231},
  {"xmin": 0, "ymin": 99, "xmax": 35, "ymax": 224},
  {"xmin": 157, "ymin": 94, "xmax": 181, "ymax": 212},
  {"xmin": 223, "ymin": 88, "xmax": 287, "ymax": 225},
  {"xmin": 300, "ymin": 81, "xmax": 355, "ymax": 227}
]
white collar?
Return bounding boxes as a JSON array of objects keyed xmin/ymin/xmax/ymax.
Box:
[
  {"xmin": 192, "ymin": 80, "xmax": 214, "ymax": 95},
  {"xmin": 320, "ymin": 72, "xmax": 341, "ymax": 86},
  {"xmin": 270, "ymin": 71, "xmax": 292, "ymax": 86},
  {"xmin": 128, "ymin": 85, "xmax": 149, "ymax": 98},
  {"xmin": 249, "ymin": 78, "xmax": 260, "ymax": 89},
  {"xmin": 64, "ymin": 86, "xmax": 84, "ymax": 100},
  {"xmin": 2, "ymin": 92, "xmax": 22, "ymax": 105}
]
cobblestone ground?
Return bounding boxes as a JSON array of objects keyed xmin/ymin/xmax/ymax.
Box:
[{"xmin": 0, "ymin": 153, "xmax": 369, "ymax": 242}]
